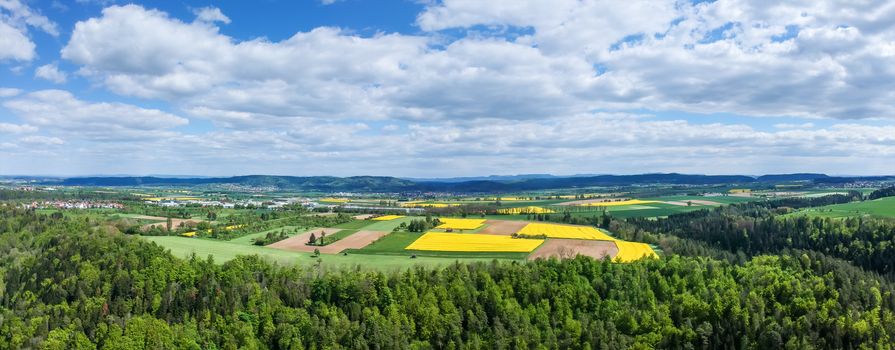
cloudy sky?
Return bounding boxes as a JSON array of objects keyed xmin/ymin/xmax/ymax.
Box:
[{"xmin": 1, "ymin": 0, "xmax": 893, "ymax": 177}]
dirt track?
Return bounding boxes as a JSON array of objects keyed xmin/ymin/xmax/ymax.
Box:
[
  {"xmin": 267, "ymin": 228, "xmax": 386, "ymax": 254},
  {"xmin": 480, "ymin": 220, "xmax": 529, "ymax": 235},
  {"xmin": 528, "ymin": 239, "xmax": 618, "ymax": 260}
]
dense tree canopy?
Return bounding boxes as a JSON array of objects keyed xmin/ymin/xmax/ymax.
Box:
[
  {"xmin": 1, "ymin": 206, "xmax": 894, "ymax": 349},
  {"xmin": 623, "ymin": 200, "xmax": 895, "ymax": 277}
]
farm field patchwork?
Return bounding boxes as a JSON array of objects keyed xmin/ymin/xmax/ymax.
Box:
[
  {"xmin": 144, "ymin": 236, "xmax": 499, "ymax": 270},
  {"xmin": 405, "ymin": 232, "xmax": 544, "ymax": 252}
]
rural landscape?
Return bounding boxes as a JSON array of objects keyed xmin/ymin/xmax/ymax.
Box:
[{"xmin": 2, "ymin": 0, "xmax": 895, "ymax": 349}]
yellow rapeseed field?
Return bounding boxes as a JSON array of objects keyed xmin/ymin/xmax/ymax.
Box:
[
  {"xmin": 436, "ymin": 218, "xmax": 486, "ymax": 230},
  {"xmin": 580, "ymin": 199, "xmax": 659, "ymax": 207},
  {"xmin": 497, "ymin": 206, "xmax": 556, "ymax": 214},
  {"xmin": 405, "ymin": 232, "xmax": 544, "ymax": 252},
  {"xmin": 613, "ymin": 241, "xmax": 659, "ymax": 262},
  {"xmin": 517, "ymin": 223, "xmax": 616, "ymax": 240},
  {"xmin": 400, "ymin": 202, "xmax": 460, "ymax": 208},
  {"xmin": 372, "ymin": 215, "xmax": 404, "ymax": 221},
  {"xmin": 320, "ymin": 198, "xmax": 350, "ymax": 203},
  {"xmin": 181, "ymin": 224, "xmax": 243, "ymax": 237}
]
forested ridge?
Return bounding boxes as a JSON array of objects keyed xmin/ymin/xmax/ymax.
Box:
[
  {"xmin": 622, "ymin": 196, "xmax": 895, "ymax": 276},
  {"xmin": 1, "ymin": 206, "xmax": 895, "ymax": 349}
]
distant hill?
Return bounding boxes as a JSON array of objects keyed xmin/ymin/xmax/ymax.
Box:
[
  {"xmin": 57, "ymin": 175, "xmax": 418, "ymax": 192},
  {"xmin": 43, "ymin": 173, "xmax": 893, "ymax": 193},
  {"xmin": 756, "ymin": 173, "xmax": 829, "ymax": 182}
]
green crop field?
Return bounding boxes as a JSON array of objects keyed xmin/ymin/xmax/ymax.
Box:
[
  {"xmin": 144, "ymin": 235, "xmax": 504, "ymax": 271},
  {"xmin": 361, "ymin": 216, "xmax": 419, "ymax": 231},
  {"xmin": 318, "ymin": 229, "xmax": 358, "ymax": 245},
  {"xmin": 227, "ymin": 225, "xmax": 305, "ymax": 245},
  {"xmin": 332, "ymin": 220, "xmax": 375, "ymax": 229},
  {"xmin": 787, "ymin": 197, "xmax": 895, "ymax": 219}
]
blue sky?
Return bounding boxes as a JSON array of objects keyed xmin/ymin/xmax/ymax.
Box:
[{"xmin": 1, "ymin": 0, "xmax": 893, "ymax": 177}]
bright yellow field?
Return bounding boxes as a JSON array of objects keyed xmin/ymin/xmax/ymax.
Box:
[
  {"xmin": 182, "ymin": 224, "xmax": 243, "ymax": 237},
  {"xmin": 406, "ymin": 232, "xmax": 544, "ymax": 252},
  {"xmin": 320, "ymin": 198, "xmax": 350, "ymax": 203},
  {"xmin": 372, "ymin": 215, "xmax": 404, "ymax": 221},
  {"xmin": 613, "ymin": 241, "xmax": 658, "ymax": 262},
  {"xmin": 498, "ymin": 206, "xmax": 556, "ymax": 214},
  {"xmin": 436, "ymin": 218, "xmax": 486, "ymax": 230},
  {"xmin": 580, "ymin": 199, "xmax": 659, "ymax": 207},
  {"xmin": 400, "ymin": 202, "xmax": 459, "ymax": 208},
  {"xmin": 517, "ymin": 223, "xmax": 616, "ymax": 240}
]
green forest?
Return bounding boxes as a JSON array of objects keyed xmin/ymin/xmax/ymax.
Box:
[{"xmin": 1, "ymin": 204, "xmax": 895, "ymax": 349}]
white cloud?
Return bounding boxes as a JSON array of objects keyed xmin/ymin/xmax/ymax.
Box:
[
  {"xmin": 34, "ymin": 63, "xmax": 67, "ymax": 83},
  {"xmin": 18, "ymin": 135, "xmax": 63, "ymax": 145},
  {"xmin": 193, "ymin": 6, "xmax": 230, "ymax": 24},
  {"xmin": 0, "ymin": 87, "xmax": 21, "ymax": 97},
  {"xmin": 61, "ymin": 3, "xmax": 895, "ymax": 123},
  {"xmin": 0, "ymin": 0, "xmax": 59, "ymax": 62},
  {"xmin": 0, "ymin": 0, "xmax": 58, "ymax": 36},
  {"xmin": 0, "ymin": 19, "xmax": 34, "ymax": 61},
  {"xmin": 0, "ymin": 122, "xmax": 36, "ymax": 133},
  {"xmin": 2, "ymin": 89, "xmax": 188, "ymax": 141},
  {"xmin": 13, "ymin": 2, "xmax": 890, "ymax": 176}
]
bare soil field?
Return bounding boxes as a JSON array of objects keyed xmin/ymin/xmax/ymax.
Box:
[
  {"xmin": 480, "ymin": 220, "xmax": 529, "ymax": 235},
  {"xmin": 663, "ymin": 201, "xmax": 692, "ymax": 206},
  {"xmin": 527, "ymin": 239, "xmax": 618, "ymax": 260},
  {"xmin": 321, "ymin": 230, "xmax": 388, "ymax": 253},
  {"xmin": 556, "ymin": 198, "xmax": 630, "ymax": 206},
  {"xmin": 352, "ymin": 214, "xmax": 375, "ymax": 220},
  {"xmin": 267, "ymin": 228, "xmax": 342, "ymax": 252},
  {"xmin": 268, "ymin": 228, "xmax": 387, "ymax": 254}
]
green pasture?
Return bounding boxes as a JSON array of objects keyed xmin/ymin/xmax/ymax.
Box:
[{"xmin": 786, "ymin": 197, "xmax": 895, "ymax": 219}]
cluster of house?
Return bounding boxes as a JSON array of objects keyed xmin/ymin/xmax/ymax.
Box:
[
  {"xmin": 24, "ymin": 200, "xmax": 125, "ymax": 209},
  {"xmin": 148, "ymin": 197, "xmax": 311, "ymax": 209}
]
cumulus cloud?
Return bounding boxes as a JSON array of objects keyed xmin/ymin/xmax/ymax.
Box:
[
  {"xmin": 8, "ymin": 1, "xmax": 889, "ymax": 176},
  {"xmin": 0, "ymin": 0, "xmax": 59, "ymax": 62},
  {"xmin": 193, "ymin": 6, "xmax": 230, "ymax": 24},
  {"xmin": 0, "ymin": 0, "xmax": 58, "ymax": 35},
  {"xmin": 2, "ymin": 89, "xmax": 188, "ymax": 141},
  {"xmin": 34, "ymin": 63, "xmax": 67, "ymax": 83},
  {"xmin": 59, "ymin": 3, "xmax": 895, "ymax": 123},
  {"xmin": 0, "ymin": 19, "xmax": 34, "ymax": 61}
]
